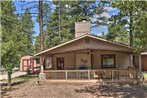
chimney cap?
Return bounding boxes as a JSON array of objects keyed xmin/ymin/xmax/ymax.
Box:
[
  {"xmin": 82, "ymin": 20, "xmax": 86, "ymax": 22},
  {"xmin": 81, "ymin": 18, "xmax": 87, "ymax": 22}
]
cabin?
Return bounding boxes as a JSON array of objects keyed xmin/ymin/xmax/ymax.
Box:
[
  {"xmin": 34, "ymin": 21, "xmax": 139, "ymax": 81},
  {"xmin": 141, "ymin": 52, "xmax": 147, "ymax": 71}
]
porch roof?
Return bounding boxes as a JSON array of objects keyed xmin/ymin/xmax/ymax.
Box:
[{"xmin": 34, "ymin": 34, "xmax": 133, "ymax": 56}]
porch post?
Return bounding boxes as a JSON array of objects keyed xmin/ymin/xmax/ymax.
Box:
[
  {"xmin": 40, "ymin": 55, "xmax": 44, "ymax": 73},
  {"xmin": 65, "ymin": 71, "xmax": 68, "ymax": 80},
  {"xmin": 130, "ymin": 55, "xmax": 133, "ymax": 67},
  {"xmin": 139, "ymin": 55, "xmax": 142, "ymax": 72},
  {"xmin": 112, "ymin": 70, "xmax": 114, "ymax": 81},
  {"xmin": 88, "ymin": 70, "xmax": 90, "ymax": 80},
  {"xmin": 39, "ymin": 54, "xmax": 46, "ymax": 80}
]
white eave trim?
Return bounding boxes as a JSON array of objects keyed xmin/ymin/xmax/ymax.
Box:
[{"xmin": 141, "ymin": 52, "xmax": 147, "ymax": 55}]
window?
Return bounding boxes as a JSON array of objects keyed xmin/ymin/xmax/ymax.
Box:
[
  {"xmin": 101, "ymin": 55, "xmax": 115, "ymax": 68},
  {"xmin": 57, "ymin": 58, "xmax": 64, "ymax": 70}
]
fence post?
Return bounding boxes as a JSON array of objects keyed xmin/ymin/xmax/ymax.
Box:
[
  {"xmin": 88, "ymin": 70, "xmax": 90, "ymax": 80},
  {"xmin": 66, "ymin": 71, "xmax": 67, "ymax": 80},
  {"xmin": 112, "ymin": 70, "xmax": 114, "ymax": 81}
]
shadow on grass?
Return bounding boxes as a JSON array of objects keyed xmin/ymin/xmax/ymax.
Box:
[
  {"xmin": 1, "ymin": 80, "xmax": 27, "ymax": 97},
  {"xmin": 1, "ymin": 75, "xmax": 37, "ymax": 97},
  {"xmin": 75, "ymin": 83, "xmax": 147, "ymax": 98},
  {"xmin": 1, "ymin": 87, "xmax": 19, "ymax": 98},
  {"xmin": 1, "ymin": 80, "xmax": 27, "ymax": 86}
]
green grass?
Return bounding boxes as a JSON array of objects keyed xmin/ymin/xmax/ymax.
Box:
[
  {"xmin": 1, "ymin": 75, "xmax": 37, "ymax": 84},
  {"xmin": 12, "ymin": 76, "xmax": 37, "ymax": 82}
]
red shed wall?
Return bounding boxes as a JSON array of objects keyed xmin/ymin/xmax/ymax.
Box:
[{"xmin": 142, "ymin": 55, "xmax": 147, "ymax": 71}]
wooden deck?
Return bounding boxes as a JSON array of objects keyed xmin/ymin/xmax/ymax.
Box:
[{"xmin": 44, "ymin": 69, "xmax": 137, "ymax": 81}]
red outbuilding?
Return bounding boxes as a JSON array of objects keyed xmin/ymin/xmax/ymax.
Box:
[{"xmin": 20, "ymin": 55, "xmax": 40, "ymax": 73}]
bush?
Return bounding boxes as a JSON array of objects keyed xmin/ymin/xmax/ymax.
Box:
[{"xmin": 27, "ymin": 69, "xmax": 31, "ymax": 75}]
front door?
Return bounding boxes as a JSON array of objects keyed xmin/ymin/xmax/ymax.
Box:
[
  {"xmin": 57, "ymin": 58, "xmax": 64, "ymax": 70},
  {"xmin": 22, "ymin": 59, "xmax": 28, "ymax": 71},
  {"xmin": 22, "ymin": 59, "xmax": 34, "ymax": 72}
]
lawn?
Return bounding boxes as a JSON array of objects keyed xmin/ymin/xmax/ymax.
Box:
[
  {"xmin": 1, "ymin": 77, "xmax": 147, "ymax": 98},
  {"xmin": 12, "ymin": 75, "xmax": 37, "ymax": 82},
  {"xmin": 1, "ymin": 75, "xmax": 37, "ymax": 85}
]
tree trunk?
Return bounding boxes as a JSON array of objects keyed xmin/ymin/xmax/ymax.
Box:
[
  {"xmin": 39, "ymin": 0, "xmax": 44, "ymax": 51},
  {"xmin": 39, "ymin": 0, "xmax": 44, "ymax": 73},
  {"xmin": 7, "ymin": 71, "xmax": 12, "ymax": 88},
  {"xmin": 129, "ymin": 18, "xmax": 133, "ymax": 46},
  {"xmin": 58, "ymin": 2, "xmax": 61, "ymax": 38},
  {"xmin": 129, "ymin": 9, "xmax": 133, "ymax": 46}
]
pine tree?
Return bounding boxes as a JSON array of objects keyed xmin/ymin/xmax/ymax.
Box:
[
  {"xmin": 1, "ymin": 0, "xmax": 20, "ymax": 87},
  {"xmin": 1, "ymin": 0, "xmax": 35, "ymax": 87},
  {"xmin": 106, "ymin": 1, "xmax": 147, "ymax": 52},
  {"xmin": 18, "ymin": 9, "xmax": 34, "ymax": 54},
  {"xmin": 33, "ymin": 35, "xmax": 40, "ymax": 53},
  {"xmin": 44, "ymin": 1, "xmax": 106, "ymax": 48}
]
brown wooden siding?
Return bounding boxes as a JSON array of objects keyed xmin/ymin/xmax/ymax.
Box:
[
  {"xmin": 92, "ymin": 50, "xmax": 130, "ymax": 70},
  {"xmin": 51, "ymin": 50, "xmax": 130, "ymax": 70},
  {"xmin": 52, "ymin": 52, "xmax": 76, "ymax": 70}
]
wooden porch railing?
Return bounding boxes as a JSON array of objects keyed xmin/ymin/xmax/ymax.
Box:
[{"xmin": 44, "ymin": 69, "xmax": 137, "ymax": 81}]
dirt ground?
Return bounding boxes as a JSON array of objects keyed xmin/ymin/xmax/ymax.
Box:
[{"xmin": 2, "ymin": 78, "xmax": 147, "ymax": 98}]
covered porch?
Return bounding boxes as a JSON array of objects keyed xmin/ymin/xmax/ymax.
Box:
[
  {"xmin": 43, "ymin": 49, "xmax": 138, "ymax": 81},
  {"xmin": 44, "ymin": 49, "xmax": 135, "ymax": 70}
]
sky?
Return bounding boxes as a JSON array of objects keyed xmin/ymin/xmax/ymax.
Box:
[
  {"xmin": 14, "ymin": 1, "xmax": 119, "ymax": 36},
  {"xmin": 91, "ymin": 6, "xmax": 119, "ymax": 35}
]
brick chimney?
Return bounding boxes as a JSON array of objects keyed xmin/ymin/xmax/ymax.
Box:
[{"xmin": 75, "ymin": 20, "xmax": 90, "ymax": 38}]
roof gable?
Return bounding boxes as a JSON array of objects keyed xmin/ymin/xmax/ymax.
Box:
[{"xmin": 34, "ymin": 34, "xmax": 133, "ymax": 56}]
